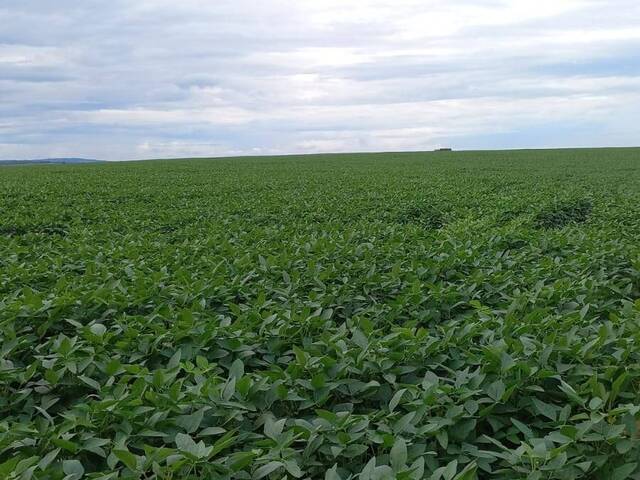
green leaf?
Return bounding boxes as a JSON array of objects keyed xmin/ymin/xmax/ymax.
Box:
[
  {"xmin": 62, "ymin": 460, "xmax": 84, "ymax": 479},
  {"xmin": 558, "ymin": 380, "xmax": 584, "ymax": 405},
  {"xmin": 464, "ymin": 400, "xmax": 478, "ymax": 415},
  {"xmin": 0, "ymin": 458, "xmax": 20, "ymax": 477},
  {"xmin": 389, "ymin": 388, "xmax": 407, "ymax": 413},
  {"xmin": 253, "ymin": 461, "xmax": 283, "ymax": 479},
  {"xmin": 52, "ymin": 438, "xmax": 79, "ymax": 454},
  {"xmin": 311, "ymin": 373, "xmax": 326, "ymax": 389},
  {"xmin": 373, "ymin": 465, "xmax": 394, "ymax": 480},
  {"xmin": 543, "ymin": 452, "xmax": 567, "ymax": 470},
  {"xmin": 352, "ymin": 329, "xmax": 369, "ymax": 349},
  {"xmin": 176, "ymin": 408, "xmax": 205, "ymax": 433},
  {"xmin": 325, "ymin": 464, "xmax": 341, "ymax": 480},
  {"xmin": 394, "ymin": 411, "xmax": 417, "ymax": 434},
  {"xmin": 210, "ymin": 429, "xmax": 238, "ymax": 456},
  {"xmin": 453, "ymin": 462, "xmax": 477, "ymax": 480},
  {"xmin": 511, "ymin": 417, "xmax": 533, "ymax": 437},
  {"xmin": 615, "ymin": 439, "xmax": 634, "ymax": 454},
  {"xmin": 38, "ymin": 449, "xmax": 60, "ymax": 470},
  {"xmin": 222, "ymin": 377, "xmax": 236, "ymax": 400},
  {"xmin": 422, "ymin": 372, "xmax": 439, "ymax": 390},
  {"xmin": 264, "ymin": 417, "xmax": 286, "ymax": 440},
  {"xmin": 390, "ymin": 437, "xmax": 407, "ymax": 472},
  {"xmin": 284, "ymin": 460, "xmax": 303, "ymax": 478},
  {"xmin": 199, "ymin": 426, "xmax": 226, "ymax": 436},
  {"xmin": 229, "ymin": 358, "xmax": 244, "ymax": 380},
  {"xmin": 436, "ymin": 430, "xmax": 448, "ymax": 450},
  {"xmin": 487, "ymin": 380, "xmax": 505, "ymax": 402},
  {"xmin": 79, "ymin": 374, "xmax": 101, "ymax": 391},
  {"xmin": 175, "ymin": 432, "xmax": 198, "ymax": 455},
  {"xmin": 410, "ymin": 457, "xmax": 425, "ymax": 480},
  {"xmin": 167, "ymin": 350, "xmax": 181, "ymax": 369},
  {"xmin": 113, "ymin": 450, "xmax": 138, "ymax": 471},
  {"xmin": 611, "ymin": 463, "xmax": 637, "ymax": 480},
  {"xmin": 531, "ymin": 398, "xmax": 557, "ymax": 421},
  {"xmin": 89, "ymin": 323, "xmax": 107, "ymax": 336},
  {"xmin": 360, "ymin": 457, "xmax": 377, "ymax": 480},
  {"xmin": 443, "ymin": 460, "xmax": 458, "ymax": 480}
]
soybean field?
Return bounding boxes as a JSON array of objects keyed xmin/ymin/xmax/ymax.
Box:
[{"xmin": 1, "ymin": 148, "xmax": 640, "ymax": 479}]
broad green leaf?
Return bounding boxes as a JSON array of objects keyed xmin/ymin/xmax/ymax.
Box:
[
  {"xmin": 389, "ymin": 388, "xmax": 407, "ymax": 413},
  {"xmin": 62, "ymin": 460, "xmax": 84, "ymax": 479},
  {"xmin": 487, "ymin": 380, "xmax": 505, "ymax": 402},
  {"xmin": 390, "ymin": 437, "xmax": 407, "ymax": 472},
  {"xmin": 611, "ymin": 463, "xmax": 637, "ymax": 480},
  {"xmin": 113, "ymin": 450, "xmax": 138, "ymax": 471},
  {"xmin": 253, "ymin": 461, "xmax": 283, "ymax": 479},
  {"xmin": 531, "ymin": 398, "xmax": 557, "ymax": 421},
  {"xmin": 229, "ymin": 358, "xmax": 244, "ymax": 380},
  {"xmin": 325, "ymin": 464, "xmax": 341, "ymax": 480}
]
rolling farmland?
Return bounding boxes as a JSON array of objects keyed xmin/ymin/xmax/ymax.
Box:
[{"xmin": 1, "ymin": 148, "xmax": 639, "ymax": 479}]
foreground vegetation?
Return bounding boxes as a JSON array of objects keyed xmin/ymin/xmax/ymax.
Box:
[{"xmin": 1, "ymin": 148, "xmax": 639, "ymax": 479}]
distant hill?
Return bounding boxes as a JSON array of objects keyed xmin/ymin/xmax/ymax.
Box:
[{"xmin": 0, "ymin": 158, "xmax": 103, "ymax": 165}]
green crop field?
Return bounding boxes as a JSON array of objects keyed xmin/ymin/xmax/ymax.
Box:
[{"xmin": 1, "ymin": 148, "xmax": 640, "ymax": 479}]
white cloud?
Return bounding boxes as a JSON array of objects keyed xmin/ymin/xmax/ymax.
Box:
[{"xmin": 0, "ymin": 0, "xmax": 639, "ymax": 159}]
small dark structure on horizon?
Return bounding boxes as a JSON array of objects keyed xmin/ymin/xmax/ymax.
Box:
[{"xmin": 435, "ymin": 147, "xmax": 452, "ymax": 152}]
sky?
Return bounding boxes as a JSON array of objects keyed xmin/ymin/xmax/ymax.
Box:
[{"xmin": 1, "ymin": 0, "xmax": 639, "ymax": 160}]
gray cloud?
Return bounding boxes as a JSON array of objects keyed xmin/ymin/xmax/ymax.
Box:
[{"xmin": 1, "ymin": 0, "xmax": 639, "ymax": 159}]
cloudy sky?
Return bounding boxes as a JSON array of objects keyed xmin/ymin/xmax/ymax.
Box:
[{"xmin": 1, "ymin": 0, "xmax": 639, "ymax": 160}]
